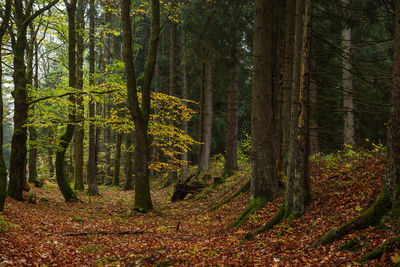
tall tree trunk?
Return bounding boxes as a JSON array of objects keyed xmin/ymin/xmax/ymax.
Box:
[
  {"xmin": 180, "ymin": 32, "xmax": 189, "ymax": 182},
  {"xmin": 0, "ymin": 0, "xmax": 11, "ymax": 211},
  {"xmin": 74, "ymin": 0, "xmax": 85, "ymax": 191},
  {"xmin": 342, "ymin": 0, "xmax": 354, "ymax": 148},
  {"xmin": 281, "ymin": 0, "xmax": 296, "ymax": 172},
  {"xmin": 27, "ymin": 24, "xmax": 39, "ymax": 187},
  {"xmin": 56, "ymin": 0, "xmax": 78, "ymax": 202},
  {"xmin": 113, "ymin": 133, "xmax": 123, "ymax": 186},
  {"xmin": 290, "ymin": 0, "xmax": 312, "ymax": 217},
  {"xmin": 8, "ymin": 0, "xmax": 30, "ymax": 201},
  {"xmin": 122, "ymin": 0, "xmax": 160, "ymax": 212},
  {"xmin": 274, "ymin": 0, "xmax": 286, "ymax": 180},
  {"xmin": 48, "ymin": 148, "xmax": 54, "ymax": 178},
  {"xmin": 9, "ymin": 0, "xmax": 59, "ymax": 202},
  {"xmin": 87, "ymin": 0, "xmax": 99, "ymax": 195},
  {"xmin": 124, "ymin": 133, "xmax": 134, "ymax": 190},
  {"xmin": 309, "ymin": 80, "xmax": 318, "ymax": 155},
  {"xmin": 224, "ymin": 2, "xmax": 239, "ymax": 173},
  {"xmin": 167, "ymin": 22, "xmax": 177, "ymax": 181},
  {"xmin": 250, "ymin": 0, "xmax": 277, "ymax": 201},
  {"xmin": 198, "ymin": 59, "xmax": 213, "ymax": 172}
]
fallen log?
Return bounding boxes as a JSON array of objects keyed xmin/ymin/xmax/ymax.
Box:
[{"xmin": 62, "ymin": 229, "xmax": 146, "ymax": 237}]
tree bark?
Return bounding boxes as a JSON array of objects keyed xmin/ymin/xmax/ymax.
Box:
[
  {"xmin": 8, "ymin": 0, "xmax": 30, "ymax": 201},
  {"xmin": 0, "ymin": 0, "xmax": 11, "ymax": 211},
  {"xmin": 27, "ymin": 24, "xmax": 39, "ymax": 187},
  {"xmin": 87, "ymin": 0, "xmax": 99, "ymax": 195},
  {"xmin": 198, "ymin": 59, "xmax": 213, "ymax": 172},
  {"xmin": 342, "ymin": 0, "xmax": 355, "ymax": 148},
  {"xmin": 122, "ymin": 0, "xmax": 160, "ymax": 212},
  {"xmin": 74, "ymin": 0, "xmax": 85, "ymax": 191},
  {"xmin": 281, "ymin": 0, "xmax": 296, "ymax": 173},
  {"xmin": 180, "ymin": 32, "xmax": 189, "ymax": 182},
  {"xmin": 8, "ymin": 0, "xmax": 59, "ymax": 202},
  {"xmin": 124, "ymin": 133, "xmax": 134, "ymax": 190},
  {"xmin": 55, "ymin": 0, "xmax": 78, "ymax": 202},
  {"xmin": 224, "ymin": 2, "xmax": 239, "ymax": 173},
  {"xmin": 113, "ymin": 133, "xmax": 123, "ymax": 186},
  {"xmin": 250, "ymin": 0, "xmax": 277, "ymax": 201}
]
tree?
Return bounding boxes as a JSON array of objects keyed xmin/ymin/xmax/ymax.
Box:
[
  {"xmin": 87, "ymin": 0, "xmax": 99, "ymax": 195},
  {"xmin": 229, "ymin": 0, "xmax": 276, "ymax": 229},
  {"xmin": 313, "ymin": 0, "xmax": 400, "ymax": 247},
  {"xmin": 121, "ymin": 0, "xmax": 160, "ymax": 211},
  {"xmin": 224, "ymin": 1, "xmax": 239, "ymax": 174},
  {"xmin": 74, "ymin": 0, "xmax": 85, "ymax": 191},
  {"xmin": 0, "ymin": 0, "xmax": 11, "ymax": 211},
  {"xmin": 113, "ymin": 133, "xmax": 123, "ymax": 186},
  {"xmin": 342, "ymin": 0, "xmax": 354, "ymax": 148},
  {"xmin": 8, "ymin": 0, "xmax": 59, "ymax": 201},
  {"xmin": 55, "ymin": 0, "xmax": 78, "ymax": 202},
  {"xmin": 250, "ymin": 0, "xmax": 276, "ymax": 202}
]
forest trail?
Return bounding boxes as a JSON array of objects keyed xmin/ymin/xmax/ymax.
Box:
[{"xmin": 0, "ymin": 156, "xmax": 396, "ymax": 266}]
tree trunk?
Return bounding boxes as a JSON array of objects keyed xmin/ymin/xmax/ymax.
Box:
[
  {"xmin": 180, "ymin": 32, "xmax": 189, "ymax": 182},
  {"xmin": 122, "ymin": 0, "xmax": 160, "ymax": 212},
  {"xmin": 113, "ymin": 133, "xmax": 123, "ymax": 186},
  {"xmin": 250, "ymin": 0, "xmax": 277, "ymax": 201},
  {"xmin": 309, "ymin": 79, "xmax": 318, "ymax": 155},
  {"xmin": 74, "ymin": 0, "xmax": 85, "ymax": 191},
  {"xmin": 198, "ymin": 59, "xmax": 213, "ymax": 172},
  {"xmin": 0, "ymin": 0, "xmax": 11, "ymax": 211},
  {"xmin": 124, "ymin": 133, "xmax": 134, "ymax": 190},
  {"xmin": 281, "ymin": 0, "xmax": 296, "ymax": 173},
  {"xmin": 27, "ymin": 24, "xmax": 39, "ymax": 187},
  {"xmin": 87, "ymin": 0, "xmax": 99, "ymax": 195},
  {"xmin": 56, "ymin": 0, "xmax": 78, "ymax": 202},
  {"xmin": 8, "ymin": 0, "xmax": 29, "ymax": 201},
  {"xmin": 224, "ymin": 2, "xmax": 239, "ymax": 173},
  {"xmin": 342, "ymin": 0, "xmax": 355, "ymax": 148},
  {"xmin": 48, "ymin": 148, "xmax": 54, "ymax": 178},
  {"xmin": 167, "ymin": 22, "xmax": 178, "ymax": 182}
]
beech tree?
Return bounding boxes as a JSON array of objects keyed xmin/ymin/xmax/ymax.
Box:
[
  {"xmin": 121, "ymin": 0, "xmax": 160, "ymax": 211},
  {"xmin": 8, "ymin": 0, "xmax": 59, "ymax": 201},
  {"xmin": 0, "ymin": 0, "xmax": 11, "ymax": 212},
  {"xmin": 55, "ymin": 0, "xmax": 78, "ymax": 202}
]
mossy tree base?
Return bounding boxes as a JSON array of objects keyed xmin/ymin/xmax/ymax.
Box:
[
  {"xmin": 359, "ymin": 236, "xmax": 400, "ymax": 264},
  {"xmin": 312, "ymin": 190, "xmax": 391, "ymax": 248},
  {"xmin": 209, "ymin": 180, "xmax": 250, "ymax": 212},
  {"xmin": 228, "ymin": 196, "xmax": 267, "ymax": 230},
  {"xmin": 0, "ymin": 158, "xmax": 7, "ymax": 212}
]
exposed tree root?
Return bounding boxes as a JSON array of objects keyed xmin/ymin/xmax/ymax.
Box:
[
  {"xmin": 227, "ymin": 196, "xmax": 266, "ymax": 230},
  {"xmin": 245, "ymin": 201, "xmax": 306, "ymax": 240},
  {"xmin": 209, "ymin": 180, "xmax": 250, "ymax": 212},
  {"xmin": 312, "ymin": 190, "xmax": 391, "ymax": 248},
  {"xmin": 359, "ymin": 236, "xmax": 400, "ymax": 264}
]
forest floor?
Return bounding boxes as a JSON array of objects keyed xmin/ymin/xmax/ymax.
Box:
[{"xmin": 0, "ymin": 153, "xmax": 399, "ymax": 266}]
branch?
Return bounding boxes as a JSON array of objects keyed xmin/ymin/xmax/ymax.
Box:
[
  {"xmin": 23, "ymin": 0, "xmax": 60, "ymax": 28},
  {"xmin": 62, "ymin": 230, "xmax": 146, "ymax": 237},
  {"xmin": 28, "ymin": 89, "xmax": 117, "ymax": 105}
]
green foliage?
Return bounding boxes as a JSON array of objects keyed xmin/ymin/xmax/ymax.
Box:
[
  {"xmin": 339, "ymin": 237, "xmax": 362, "ymax": 252},
  {"xmin": 312, "ymin": 140, "xmax": 386, "ymax": 169},
  {"xmin": 237, "ymin": 132, "xmax": 251, "ymax": 163},
  {"xmin": 0, "ymin": 216, "xmax": 17, "ymax": 233}
]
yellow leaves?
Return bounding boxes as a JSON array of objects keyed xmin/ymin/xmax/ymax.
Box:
[{"xmin": 392, "ymin": 252, "xmax": 400, "ymax": 263}]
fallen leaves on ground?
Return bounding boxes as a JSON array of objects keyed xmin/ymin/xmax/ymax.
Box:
[{"xmin": 0, "ymin": 156, "xmax": 398, "ymax": 266}]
